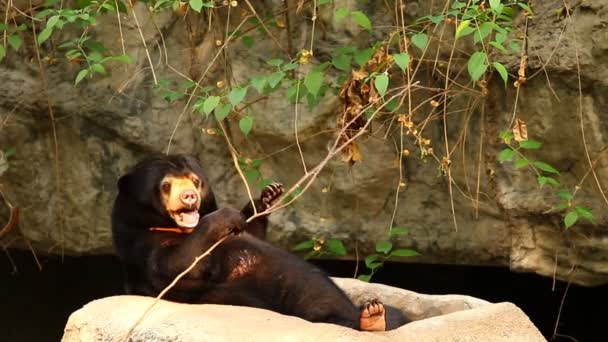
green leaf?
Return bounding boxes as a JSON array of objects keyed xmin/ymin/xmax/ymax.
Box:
[
  {"xmin": 282, "ymin": 63, "xmax": 298, "ymax": 71},
  {"xmin": 430, "ymin": 15, "xmax": 444, "ymax": 24},
  {"xmin": 267, "ymin": 58, "xmax": 284, "ymax": 67},
  {"xmin": 490, "ymin": 0, "xmax": 502, "ymax": 13},
  {"xmin": 325, "ymin": 239, "xmax": 347, "ymax": 256},
  {"xmin": 258, "ymin": 178, "xmax": 273, "ymax": 189},
  {"xmin": 519, "ymin": 139, "xmax": 542, "ymax": 149},
  {"xmin": 91, "ymin": 63, "xmax": 106, "ymax": 75},
  {"xmin": 7, "ymin": 35, "xmax": 22, "ymax": 51},
  {"xmin": 393, "ymin": 53, "xmax": 410, "ymax": 72},
  {"xmin": 574, "ymin": 206, "xmax": 595, "ymax": 223},
  {"xmin": 389, "ymin": 227, "xmax": 409, "ymax": 236},
  {"xmin": 214, "ymin": 103, "xmax": 232, "ymax": 121},
  {"xmin": 534, "ymin": 161, "xmax": 560, "ymax": 174},
  {"xmin": 490, "ymin": 41, "xmax": 508, "ymax": 53},
  {"xmin": 375, "ymin": 241, "xmax": 392, "ymax": 254},
  {"xmin": 557, "ymin": 190, "xmax": 573, "ymax": 201},
  {"xmin": 495, "ymin": 31, "xmax": 508, "ymax": 44},
  {"xmin": 411, "ymin": 33, "xmax": 428, "ymax": 51},
  {"xmin": 364, "ymin": 254, "xmax": 380, "ymax": 268},
  {"xmin": 241, "ymin": 35, "xmax": 254, "ymax": 48},
  {"xmin": 38, "ymin": 26, "xmax": 54, "ymax": 45},
  {"xmin": 357, "ymin": 274, "xmax": 371, "ymax": 282},
  {"xmin": 239, "ymin": 116, "xmax": 253, "ymax": 135},
  {"xmin": 499, "ymin": 130, "xmax": 514, "ymax": 141},
  {"xmin": 467, "ymin": 51, "xmax": 488, "ymax": 82},
  {"xmin": 390, "ymin": 249, "xmax": 419, "ymax": 257},
  {"xmin": 46, "ymin": 15, "xmax": 60, "ymax": 29},
  {"xmin": 332, "ymin": 54, "xmax": 352, "ymax": 71},
  {"xmin": 492, "ymin": 62, "xmax": 508, "ymax": 86},
  {"xmin": 267, "ymin": 71, "xmax": 285, "ymax": 88},
  {"xmin": 474, "ymin": 22, "xmax": 494, "ymax": 44},
  {"xmin": 189, "ymin": 0, "xmax": 203, "ymax": 12},
  {"xmin": 335, "ymin": 8, "xmax": 349, "ymax": 22},
  {"xmin": 351, "ymin": 11, "xmax": 372, "ymax": 31},
  {"xmin": 228, "ymin": 87, "xmax": 248, "ymax": 106},
  {"xmin": 304, "ymin": 70, "xmax": 324, "ymax": 97},
  {"xmin": 455, "ymin": 20, "xmax": 471, "ymax": 39},
  {"xmin": 244, "ymin": 169, "xmax": 260, "ymax": 183},
  {"xmin": 537, "ymin": 176, "xmax": 560, "ymax": 187},
  {"xmin": 74, "ymin": 69, "xmax": 89, "ymax": 85},
  {"xmin": 4, "ymin": 147, "xmax": 16, "ymax": 157},
  {"xmin": 292, "ymin": 240, "xmax": 314, "ymax": 252},
  {"xmin": 203, "ymin": 96, "xmax": 220, "ymax": 115},
  {"xmin": 518, "ymin": 3, "xmax": 534, "ymax": 15},
  {"xmin": 564, "ymin": 211, "xmax": 578, "ymax": 229},
  {"xmin": 514, "ymin": 158, "xmax": 530, "ymax": 169},
  {"xmin": 250, "ymin": 76, "xmax": 267, "ymax": 93},
  {"xmin": 374, "ymin": 73, "xmax": 388, "ymax": 99},
  {"xmin": 354, "ymin": 48, "xmax": 374, "ymax": 67},
  {"xmin": 109, "ymin": 54, "xmax": 133, "ymax": 64},
  {"xmin": 498, "ymin": 148, "xmax": 515, "ymax": 162},
  {"xmin": 0, "ymin": 45, "xmax": 4, "ymax": 62}
]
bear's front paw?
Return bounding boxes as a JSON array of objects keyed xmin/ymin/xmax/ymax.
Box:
[
  {"xmin": 211, "ymin": 208, "xmax": 246, "ymax": 236},
  {"xmin": 260, "ymin": 182, "xmax": 284, "ymax": 210}
]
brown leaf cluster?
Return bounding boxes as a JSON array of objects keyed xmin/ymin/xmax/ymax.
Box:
[{"xmin": 337, "ymin": 47, "xmax": 390, "ymax": 166}]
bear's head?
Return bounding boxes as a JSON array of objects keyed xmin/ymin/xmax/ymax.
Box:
[{"xmin": 116, "ymin": 154, "xmax": 217, "ymax": 228}]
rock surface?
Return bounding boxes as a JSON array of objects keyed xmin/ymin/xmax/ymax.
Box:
[
  {"xmin": 62, "ymin": 278, "xmax": 546, "ymax": 342},
  {"xmin": 0, "ymin": 1, "xmax": 607, "ymax": 286}
]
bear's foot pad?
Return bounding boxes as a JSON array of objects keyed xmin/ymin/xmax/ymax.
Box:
[{"xmin": 359, "ymin": 299, "xmax": 386, "ymax": 332}]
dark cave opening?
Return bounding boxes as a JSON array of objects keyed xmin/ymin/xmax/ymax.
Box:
[{"xmin": 0, "ymin": 249, "xmax": 604, "ymax": 341}]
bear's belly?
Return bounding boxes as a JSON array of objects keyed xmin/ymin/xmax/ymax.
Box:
[{"xmin": 225, "ymin": 249, "xmax": 260, "ymax": 280}]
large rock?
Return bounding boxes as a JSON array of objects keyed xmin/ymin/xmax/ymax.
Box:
[
  {"xmin": 0, "ymin": 1, "xmax": 607, "ymax": 286},
  {"xmin": 62, "ymin": 278, "xmax": 546, "ymax": 342}
]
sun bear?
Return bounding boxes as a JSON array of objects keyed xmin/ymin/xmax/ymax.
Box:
[{"xmin": 111, "ymin": 154, "xmax": 405, "ymax": 331}]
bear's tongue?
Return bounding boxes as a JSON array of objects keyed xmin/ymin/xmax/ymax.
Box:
[{"xmin": 177, "ymin": 210, "xmax": 199, "ymax": 228}]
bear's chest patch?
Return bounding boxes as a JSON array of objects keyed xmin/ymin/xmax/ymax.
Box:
[{"xmin": 226, "ymin": 249, "xmax": 259, "ymax": 281}]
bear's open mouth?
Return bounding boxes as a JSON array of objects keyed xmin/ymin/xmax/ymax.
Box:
[{"xmin": 170, "ymin": 209, "xmax": 200, "ymax": 228}]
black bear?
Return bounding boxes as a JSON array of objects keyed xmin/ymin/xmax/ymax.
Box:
[{"xmin": 111, "ymin": 154, "xmax": 405, "ymax": 331}]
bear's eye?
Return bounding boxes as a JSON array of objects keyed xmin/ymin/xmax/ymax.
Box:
[
  {"xmin": 161, "ymin": 182, "xmax": 171, "ymax": 193},
  {"xmin": 192, "ymin": 178, "xmax": 200, "ymax": 188}
]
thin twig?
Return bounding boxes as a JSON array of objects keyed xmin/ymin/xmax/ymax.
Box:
[
  {"xmin": 561, "ymin": 1, "xmax": 608, "ymax": 207},
  {"xmin": 294, "ymin": 79, "xmax": 307, "ymax": 173},
  {"xmin": 243, "ymin": 0, "xmax": 290, "ymax": 57},
  {"xmin": 127, "ymin": 1, "xmax": 158, "ymax": 85}
]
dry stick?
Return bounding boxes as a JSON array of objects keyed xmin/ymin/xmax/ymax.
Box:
[
  {"xmin": 294, "ymin": 79, "xmax": 308, "ymax": 173},
  {"xmin": 127, "ymin": 0, "xmax": 158, "ymax": 85},
  {"xmin": 243, "ymin": 0, "xmax": 291, "ymax": 58},
  {"xmin": 28, "ymin": 0, "xmax": 65, "ymax": 259},
  {"xmin": 3, "ymin": 0, "xmax": 10, "ymax": 48},
  {"xmin": 561, "ymin": 2, "xmax": 608, "ymax": 207},
  {"xmin": 309, "ymin": 0, "xmax": 317, "ymax": 53},
  {"xmin": 552, "ymin": 264, "xmax": 576, "ymax": 340},
  {"xmin": 217, "ymin": 121, "xmax": 258, "ymax": 216},
  {"xmin": 387, "ymin": 0, "xmax": 411, "ymax": 230},
  {"xmin": 115, "ymin": 0, "xmax": 126, "ymax": 56},
  {"xmin": 120, "ymin": 235, "xmax": 229, "ymax": 342},
  {"xmin": 474, "ymin": 103, "xmax": 485, "ymax": 219},
  {"xmin": 165, "ymin": 16, "xmax": 250, "ymax": 154},
  {"xmin": 440, "ymin": 0, "xmax": 470, "ymax": 232}
]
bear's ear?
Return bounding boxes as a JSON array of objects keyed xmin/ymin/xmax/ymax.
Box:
[{"xmin": 117, "ymin": 174, "xmax": 130, "ymax": 193}]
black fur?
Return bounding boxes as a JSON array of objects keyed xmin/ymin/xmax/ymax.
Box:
[{"xmin": 111, "ymin": 154, "xmax": 406, "ymax": 330}]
